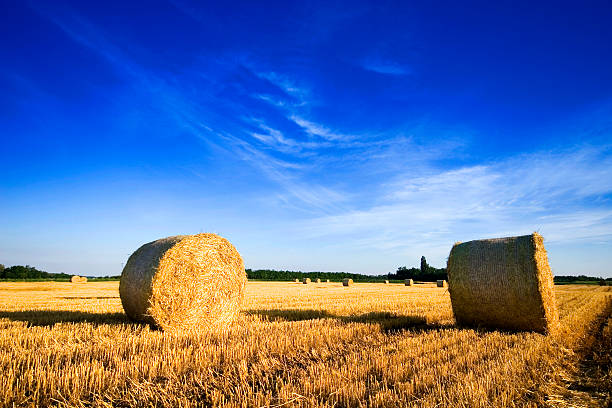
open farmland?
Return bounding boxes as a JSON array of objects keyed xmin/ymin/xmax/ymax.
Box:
[{"xmin": 0, "ymin": 281, "xmax": 610, "ymax": 407}]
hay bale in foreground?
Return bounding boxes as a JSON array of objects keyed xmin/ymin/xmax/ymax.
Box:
[
  {"xmin": 405, "ymin": 279, "xmax": 413, "ymax": 286},
  {"xmin": 119, "ymin": 233, "xmax": 246, "ymax": 332},
  {"xmin": 315, "ymin": 278, "xmax": 321, "ymax": 283},
  {"xmin": 71, "ymin": 275, "xmax": 87, "ymax": 283},
  {"xmin": 303, "ymin": 278, "xmax": 311, "ymax": 284},
  {"xmin": 342, "ymin": 278, "xmax": 353, "ymax": 286},
  {"xmin": 437, "ymin": 280, "xmax": 447, "ymax": 288},
  {"xmin": 447, "ymin": 233, "xmax": 558, "ymax": 334}
]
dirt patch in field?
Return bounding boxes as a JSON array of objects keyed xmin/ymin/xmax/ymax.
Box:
[{"xmin": 548, "ymin": 298, "xmax": 612, "ymax": 407}]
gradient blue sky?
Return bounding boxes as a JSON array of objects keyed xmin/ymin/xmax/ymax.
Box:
[{"xmin": 1, "ymin": 1, "xmax": 612, "ymax": 277}]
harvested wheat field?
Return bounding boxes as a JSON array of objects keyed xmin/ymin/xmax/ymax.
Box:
[{"xmin": 0, "ymin": 281, "xmax": 611, "ymax": 407}]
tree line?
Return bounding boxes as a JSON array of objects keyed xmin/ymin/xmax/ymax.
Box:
[
  {"xmin": 247, "ymin": 257, "xmax": 448, "ymax": 282},
  {"xmin": 0, "ymin": 264, "xmax": 73, "ymax": 280},
  {"xmin": 1, "ymin": 262, "xmax": 610, "ymax": 284},
  {"xmin": 0, "ymin": 264, "xmax": 119, "ymax": 281}
]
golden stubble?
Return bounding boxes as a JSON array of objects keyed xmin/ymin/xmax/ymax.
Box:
[{"xmin": 0, "ymin": 281, "xmax": 610, "ymax": 407}]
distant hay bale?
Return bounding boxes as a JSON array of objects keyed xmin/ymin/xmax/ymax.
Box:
[
  {"xmin": 384, "ymin": 280, "xmax": 389, "ymax": 284},
  {"xmin": 447, "ymin": 233, "xmax": 559, "ymax": 334},
  {"xmin": 436, "ymin": 280, "xmax": 447, "ymax": 288},
  {"xmin": 315, "ymin": 278, "xmax": 321, "ymax": 283},
  {"xmin": 326, "ymin": 279, "xmax": 330, "ymax": 283},
  {"xmin": 119, "ymin": 233, "xmax": 246, "ymax": 332},
  {"xmin": 71, "ymin": 275, "xmax": 87, "ymax": 283},
  {"xmin": 303, "ymin": 278, "xmax": 311, "ymax": 284},
  {"xmin": 294, "ymin": 279, "xmax": 300, "ymax": 283},
  {"xmin": 342, "ymin": 278, "xmax": 353, "ymax": 286},
  {"xmin": 405, "ymin": 279, "xmax": 414, "ymax": 286}
]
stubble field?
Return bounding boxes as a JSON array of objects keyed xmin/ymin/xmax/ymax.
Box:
[{"xmin": 0, "ymin": 281, "xmax": 610, "ymax": 407}]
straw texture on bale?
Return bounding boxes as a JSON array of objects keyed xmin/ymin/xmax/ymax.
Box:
[
  {"xmin": 303, "ymin": 278, "xmax": 311, "ymax": 284},
  {"xmin": 315, "ymin": 278, "xmax": 321, "ymax": 283},
  {"xmin": 71, "ymin": 275, "xmax": 87, "ymax": 283},
  {"xmin": 342, "ymin": 278, "xmax": 353, "ymax": 286},
  {"xmin": 447, "ymin": 233, "xmax": 558, "ymax": 334},
  {"xmin": 405, "ymin": 279, "xmax": 414, "ymax": 286},
  {"xmin": 437, "ymin": 280, "xmax": 447, "ymax": 288},
  {"xmin": 119, "ymin": 233, "xmax": 246, "ymax": 332}
]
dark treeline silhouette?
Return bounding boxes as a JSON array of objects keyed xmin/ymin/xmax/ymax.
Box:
[
  {"xmin": 2, "ymin": 262, "xmax": 609, "ymax": 284},
  {"xmin": 0, "ymin": 264, "xmax": 119, "ymax": 281},
  {"xmin": 246, "ymin": 269, "xmax": 390, "ymax": 282},
  {"xmin": 0, "ymin": 265, "xmax": 72, "ymax": 280},
  {"xmin": 248, "ymin": 256, "xmax": 448, "ymax": 282},
  {"xmin": 554, "ymin": 275, "xmax": 611, "ymax": 285},
  {"xmin": 388, "ymin": 256, "xmax": 448, "ymax": 282}
]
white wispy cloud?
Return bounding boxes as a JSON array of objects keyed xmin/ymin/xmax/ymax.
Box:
[
  {"xmin": 298, "ymin": 146, "xmax": 612, "ymax": 262},
  {"xmin": 361, "ymin": 58, "xmax": 410, "ymax": 76},
  {"xmin": 289, "ymin": 115, "xmax": 354, "ymax": 142},
  {"xmin": 255, "ymin": 71, "xmax": 310, "ymax": 103},
  {"xmin": 32, "ymin": 7, "xmax": 349, "ymax": 214}
]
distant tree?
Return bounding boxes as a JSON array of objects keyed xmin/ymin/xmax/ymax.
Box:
[
  {"xmin": 599, "ymin": 279, "xmax": 607, "ymax": 286},
  {"xmin": 0, "ymin": 264, "xmax": 4, "ymax": 274},
  {"xmin": 420, "ymin": 256, "xmax": 428, "ymax": 275}
]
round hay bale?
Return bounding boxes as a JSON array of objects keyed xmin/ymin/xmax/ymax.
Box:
[
  {"xmin": 315, "ymin": 278, "xmax": 321, "ymax": 283},
  {"xmin": 303, "ymin": 278, "xmax": 311, "ymax": 284},
  {"xmin": 342, "ymin": 278, "xmax": 353, "ymax": 286},
  {"xmin": 294, "ymin": 279, "xmax": 300, "ymax": 283},
  {"xmin": 119, "ymin": 233, "xmax": 246, "ymax": 332},
  {"xmin": 384, "ymin": 280, "xmax": 389, "ymax": 284},
  {"xmin": 71, "ymin": 275, "xmax": 86, "ymax": 283},
  {"xmin": 436, "ymin": 279, "xmax": 447, "ymax": 288},
  {"xmin": 326, "ymin": 279, "xmax": 330, "ymax": 283},
  {"xmin": 405, "ymin": 279, "xmax": 414, "ymax": 286},
  {"xmin": 447, "ymin": 233, "xmax": 558, "ymax": 334}
]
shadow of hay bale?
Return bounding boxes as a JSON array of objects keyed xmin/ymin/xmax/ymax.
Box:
[
  {"xmin": 245, "ymin": 309, "xmax": 452, "ymax": 333},
  {"xmin": 59, "ymin": 296, "xmax": 120, "ymax": 300},
  {"xmin": 0, "ymin": 310, "xmax": 131, "ymax": 327},
  {"xmin": 248, "ymin": 309, "xmax": 333, "ymax": 321}
]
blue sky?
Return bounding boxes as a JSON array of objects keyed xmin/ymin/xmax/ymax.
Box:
[{"xmin": 1, "ymin": 1, "xmax": 612, "ymax": 277}]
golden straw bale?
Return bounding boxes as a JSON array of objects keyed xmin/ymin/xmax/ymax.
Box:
[
  {"xmin": 71, "ymin": 275, "xmax": 87, "ymax": 283},
  {"xmin": 119, "ymin": 233, "xmax": 246, "ymax": 332},
  {"xmin": 315, "ymin": 278, "xmax": 321, "ymax": 283},
  {"xmin": 303, "ymin": 278, "xmax": 311, "ymax": 284},
  {"xmin": 342, "ymin": 278, "xmax": 353, "ymax": 286},
  {"xmin": 384, "ymin": 280, "xmax": 389, "ymax": 284},
  {"xmin": 294, "ymin": 279, "xmax": 300, "ymax": 283},
  {"xmin": 436, "ymin": 280, "xmax": 447, "ymax": 288},
  {"xmin": 326, "ymin": 279, "xmax": 330, "ymax": 283},
  {"xmin": 405, "ymin": 279, "xmax": 414, "ymax": 286},
  {"xmin": 447, "ymin": 233, "xmax": 559, "ymax": 334}
]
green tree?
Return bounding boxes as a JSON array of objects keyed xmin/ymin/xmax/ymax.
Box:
[{"xmin": 420, "ymin": 256, "xmax": 428, "ymax": 275}]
